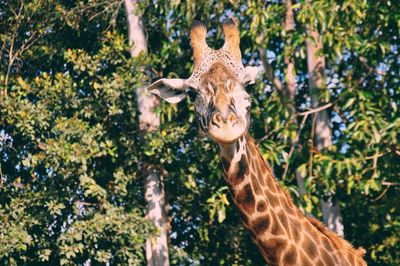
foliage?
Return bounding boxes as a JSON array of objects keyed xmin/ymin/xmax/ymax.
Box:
[
  {"xmin": 0, "ymin": 0, "xmax": 399, "ymax": 265},
  {"xmin": 1, "ymin": 1, "xmax": 152, "ymax": 265}
]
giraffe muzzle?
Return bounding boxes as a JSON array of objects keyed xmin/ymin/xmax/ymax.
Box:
[
  {"xmin": 208, "ymin": 112, "xmax": 246, "ymax": 144},
  {"xmin": 212, "ymin": 112, "xmax": 238, "ymax": 126}
]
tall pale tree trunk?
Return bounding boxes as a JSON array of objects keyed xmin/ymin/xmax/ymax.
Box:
[
  {"xmin": 305, "ymin": 0, "xmax": 344, "ymax": 237},
  {"xmin": 283, "ymin": 0, "xmax": 308, "ymax": 196},
  {"xmin": 125, "ymin": 1, "xmax": 170, "ymax": 265},
  {"xmin": 284, "ymin": 0, "xmax": 296, "ymax": 101},
  {"xmin": 260, "ymin": 0, "xmax": 308, "ymax": 202}
]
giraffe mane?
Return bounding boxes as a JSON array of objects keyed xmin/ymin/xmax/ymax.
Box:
[{"xmin": 306, "ymin": 216, "xmax": 366, "ymax": 258}]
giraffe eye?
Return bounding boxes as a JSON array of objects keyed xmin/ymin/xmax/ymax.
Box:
[
  {"xmin": 245, "ymin": 97, "xmax": 252, "ymax": 110},
  {"xmin": 187, "ymin": 90, "xmax": 197, "ymax": 102}
]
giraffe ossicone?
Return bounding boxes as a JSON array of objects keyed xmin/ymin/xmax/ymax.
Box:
[{"xmin": 146, "ymin": 18, "xmax": 367, "ymax": 266}]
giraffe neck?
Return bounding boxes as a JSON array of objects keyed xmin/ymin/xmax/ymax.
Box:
[{"xmin": 218, "ymin": 134, "xmax": 366, "ymax": 266}]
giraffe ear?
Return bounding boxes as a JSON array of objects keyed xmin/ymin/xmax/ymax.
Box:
[
  {"xmin": 146, "ymin": 78, "xmax": 190, "ymax": 104},
  {"xmin": 243, "ymin": 66, "xmax": 262, "ymax": 85}
]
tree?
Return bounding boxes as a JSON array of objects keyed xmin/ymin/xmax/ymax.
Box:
[
  {"xmin": 0, "ymin": 1, "xmax": 398, "ymax": 265},
  {"xmin": 304, "ymin": 0, "xmax": 344, "ymax": 236},
  {"xmin": 125, "ymin": 0, "xmax": 170, "ymax": 265},
  {"xmin": 1, "ymin": 1, "xmax": 152, "ymax": 264}
]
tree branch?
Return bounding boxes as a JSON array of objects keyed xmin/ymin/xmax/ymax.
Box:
[
  {"xmin": 373, "ymin": 186, "xmax": 389, "ymax": 201},
  {"xmin": 382, "ymin": 181, "xmax": 400, "ymax": 186},
  {"xmin": 281, "ymin": 114, "xmax": 309, "ymax": 180},
  {"xmin": 258, "ymin": 47, "xmax": 284, "ymax": 93},
  {"xmin": 297, "ymin": 103, "xmax": 333, "ymax": 116}
]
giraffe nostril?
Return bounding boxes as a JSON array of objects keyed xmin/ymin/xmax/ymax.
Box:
[
  {"xmin": 227, "ymin": 113, "xmax": 237, "ymax": 123},
  {"xmin": 215, "ymin": 114, "xmax": 222, "ymax": 123},
  {"xmin": 212, "ymin": 114, "xmax": 222, "ymax": 127},
  {"xmin": 212, "ymin": 113, "xmax": 237, "ymax": 127}
]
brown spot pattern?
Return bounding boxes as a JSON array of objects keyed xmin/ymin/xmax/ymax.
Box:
[
  {"xmin": 220, "ymin": 157, "xmax": 230, "ymax": 173},
  {"xmin": 229, "ymin": 154, "xmax": 248, "ymax": 185},
  {"xmin": 270, "ymin": 212, "xmax": 285, "ymax": 236},
  {"xmin": 252, "ymin": 216, "xmax": 270, "ymax": 234},
  {"xmin": 251, "ymin": 173, "xmax": 263, "ymax": 195},
  {"xmin": 304, "ymin": 237, "xmax": 318, "ymax": 258},
  {"xmin": 236, "ymin": 208, "xmax": 249, "ymax": 226},
  {"xmin": 235, "ymin": 183, "xmax": 255, "ymax": 215},
  {"xmin": 321, "ymin": 250, "xmax": 335, "ymax": 265},
  {"xmin": 282, "ymin": 245, "xmax": 298, "ymax": 265},
  {"xmin": 277, "ymin": 211, "xmax": 289, "ymax": 233},
  {"xmin": 265, "ymin": 173, "xmax": 277, "ymax": 193},
  {"xmin": 255, "ymin": 160, "xmax": 266, "ymax": 186},
  {"xmin": 322, "ymin": 237, "xmax": 334, "ymax": 252},
  {"xmin": 299, "ymin": 251, "xmax": 313, "ymax": 266},
  {"xmin": 256, "ymin": 200, "xmax": 267, "ymax": 212},
  {"xmin": 263, "ymin": 238, "xmax": 287, "ymax": 263},
  {"xmin": 290, "ymin": 220, "xmax": 301, "ymax": 242},
  {"xmin": 267, "ymin": 192, "xmax": 280, "ymax": 207}
]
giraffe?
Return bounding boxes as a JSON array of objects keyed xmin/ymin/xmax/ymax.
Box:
[{"xmin": 146, "ymin": 19, "xmax": 367, "ymax": 266}]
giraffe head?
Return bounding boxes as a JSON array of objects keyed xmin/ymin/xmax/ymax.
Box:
[{"xmin": 147, "ymin": 19, "xmax": 260, "ymax": 144}]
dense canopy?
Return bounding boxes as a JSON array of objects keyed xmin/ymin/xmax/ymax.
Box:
[{"xmin": 0, "ymin": 0, "xmax": 399, "ymax": 265}]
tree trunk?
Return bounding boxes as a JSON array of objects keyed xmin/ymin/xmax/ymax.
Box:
[
  {"xmin": 305, "ymin": 0, "xmax": 344, "ymax": 237},
  {"xmin": 144, "ymin": 167, "xmax": 170, "ymax": 266},
  {"xmin": 125, "ymin": 1, "xmax": 170, "ymax": 265},
  {"xmin": 283, "ymin": 0, "xmax": 308, "ymax": 197},
  {"xmin": 284, "ymin": 0, "xmax": 296, "ymax": 101},
  {"xmin": 125, "ymin": 0, "xmax": 147, "ymax": 57}
]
